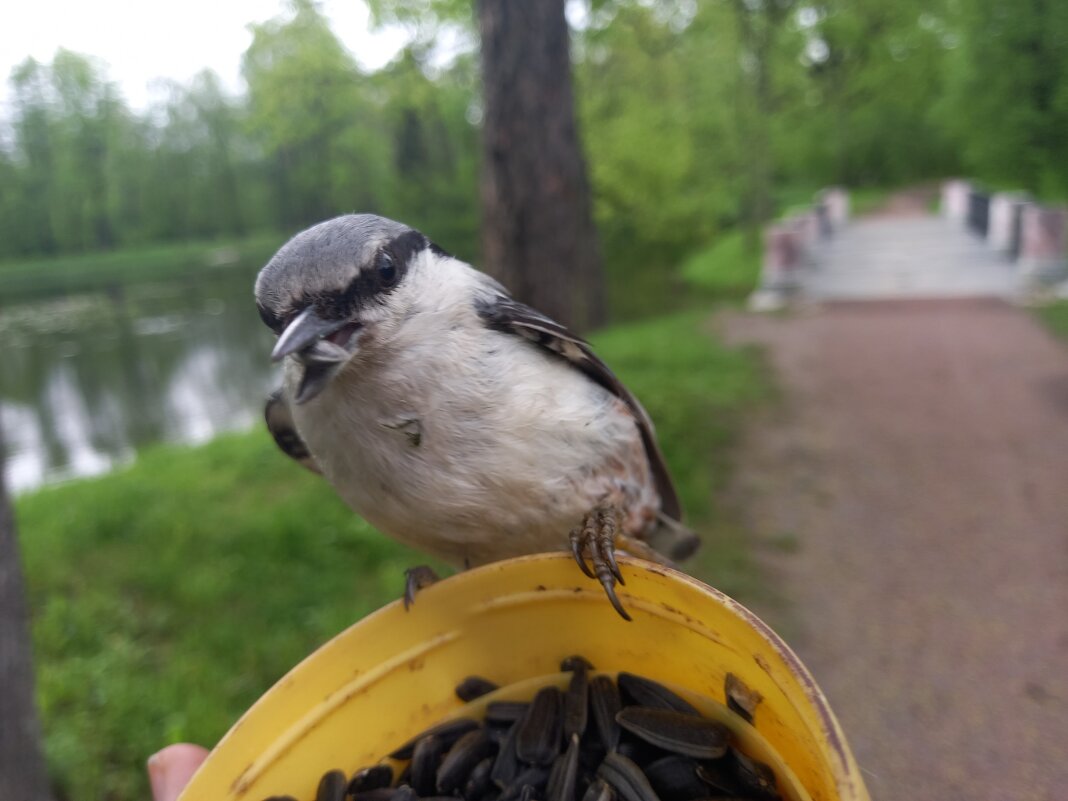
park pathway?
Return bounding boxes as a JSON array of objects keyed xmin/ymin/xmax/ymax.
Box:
[{"xmin": 723, "ymin": 202, "xmax": 1068, "ymax": 800}]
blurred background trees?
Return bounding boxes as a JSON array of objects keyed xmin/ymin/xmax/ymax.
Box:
[{"xmin": 2, "ymin": 0, "xmax": 1066, "ymax": 307}]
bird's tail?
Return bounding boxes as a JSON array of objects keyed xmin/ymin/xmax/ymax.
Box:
[{"xmin": 646, "ymin": 512, "xmax": 701, "ymax": 563}]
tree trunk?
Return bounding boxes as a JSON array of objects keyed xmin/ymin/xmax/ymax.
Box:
[
  {"xmin": 0, "ymin": 427, "xmax": 54, "ymax": 801},
  {"xmin": 477, "ymin": 0, "xmax": 605, "ymax": 331}
]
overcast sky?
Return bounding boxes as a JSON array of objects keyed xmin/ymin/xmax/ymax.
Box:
[{"xmin": 0, "ymin": 0, "xmax": 411, "ymax": 111}]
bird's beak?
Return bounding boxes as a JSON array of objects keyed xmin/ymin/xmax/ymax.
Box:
[
  {"xmin": 271, "ymin": 307, "xmax": 352, "ymax": 362},
  {"xmin": 271, "ymin": 307, "xmax": 360, "ymax": 404}
]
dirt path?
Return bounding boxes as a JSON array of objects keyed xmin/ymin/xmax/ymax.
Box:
[{"xmin": 723, "ymin": 299, "xmax": 1068, "ymax": 801}]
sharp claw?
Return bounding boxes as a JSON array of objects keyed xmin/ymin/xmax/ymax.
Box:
[
  {"xmin": 605, "ymin": 546, "xmax": 624, "ymax": 586},
  {"xmin": 404, "ymin": 565, "xmax": 440, "ymax": 611},
  {"xmin": 570, "ymin": 528, "xmax": 596, "ymax": 579},
  {"xmin": 600, "ymin": 576, "xmax": 632, "ymax": 622}
]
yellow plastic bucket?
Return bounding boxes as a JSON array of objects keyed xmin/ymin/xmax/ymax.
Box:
[{"xmin": 177, "ymin": 554, "xmax": 869, "ymax": 801}]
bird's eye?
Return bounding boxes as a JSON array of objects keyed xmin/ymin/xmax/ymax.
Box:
[{"xmin": 376, "ymin": 251, "xmax": 398, "ymax": 287}]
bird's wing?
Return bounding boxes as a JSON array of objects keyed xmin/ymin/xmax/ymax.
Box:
[
  {"xmin": 475, "ymin": 294, "xmax": 682, "ymax": 521},
  {"xmin": 264, "ymin": 388, "xmax": 322, "ymax": 475}
]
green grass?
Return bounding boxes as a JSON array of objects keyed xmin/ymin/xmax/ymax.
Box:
[
  {"xmin": 849, "ymin": 186, "xmax": 894, "ymax": 217},
  {"xmin": 0, "ymin": 232, "xmax": 287, "ymax": 298},
  {"xmin": 1036, "ymin": 301, "xmax": 1068, "ymax": 339},
  {"xmin": 16, "ymin": 308, "xmax": 771, "ymax": 801},
  {"xmin": 678, "ymin": 230, "xmax": 761, "ymax": 301}
]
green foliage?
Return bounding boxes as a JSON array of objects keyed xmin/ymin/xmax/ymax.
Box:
[
  {"xmin": 0, "ymin": 232, "xmax": 285, "ymax": 298},
  {"xmin": 1036, "ymin": 302, "xmax": 1068, "ymax": 341},
  {"xmin": 942, "ymin": 0, "xmax": 1068, "ymax": 201},
  {"xmin": 18, "ymin": 308, "xmax": 770, "ymax": 801},
  {"xmin": 0, "ymin": 2, "xmax": 480, "ymax": 264},
  {"xmin": 678, "ymin": 231, "xmax": 762, "ymax": 301},
  {"xmin": 19, "ymin": 433, "xmax": 431, "ymax": 801}
]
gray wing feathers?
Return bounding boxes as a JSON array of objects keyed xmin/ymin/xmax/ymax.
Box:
[
  {"xmin": 475, "ymin": 295, "xmax": 683, "ymax": 522},
  {"xmin": 265, "ymin": 389, "xmax": 322, "ymax": 475}
]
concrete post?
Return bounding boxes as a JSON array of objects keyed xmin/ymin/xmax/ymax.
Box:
[
  {"xmin": 749, "ymin": 223, "xmax": 804, "ymax": 310},
  {"xmin": 1018, "ymin": 205, "xmax": 1068, "ymax": 284},
  {"xmin": 823, "ymin": 187, "xmax": 850, "ymax": 228},
  {"xmin": 988, "ymin": 192, "xmax": 1027, "ymax": 253},
  {"xmin": 814, "ymin": 201, "xmax": 832, "ymax": 238},
  {"xmin": 941, "ymin": 180, "xmax": 971, "ymax": 223},
  {"xmin": 792, "ymin": 212, "xmax": 821, "ymax": 254}
]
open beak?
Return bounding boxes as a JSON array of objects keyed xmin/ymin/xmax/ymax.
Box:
[
  {"xmin": 271, "ymin": 307, "xmax": 352, "ymax": 362},
  {"xmin": 271, "ymin": 307, "xmax": 360, "ymax": 404}
]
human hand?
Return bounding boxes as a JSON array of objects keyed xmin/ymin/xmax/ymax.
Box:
[{"xmin": 147, "ymin": 743, "xmax": 209, "ymax": 801}]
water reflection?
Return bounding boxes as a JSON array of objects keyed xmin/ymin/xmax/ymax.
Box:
[{"xmin": 0, "ymin": 269, "xmax": 278, "ymax": 493}]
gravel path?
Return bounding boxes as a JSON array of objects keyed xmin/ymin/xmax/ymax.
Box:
[{"xmin": 724, "ymin": 298, "xmax": 1068, "ymax": 801}]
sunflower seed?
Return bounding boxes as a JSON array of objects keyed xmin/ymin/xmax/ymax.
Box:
[
  {"xmin": 729, "ymin": 748, "xmax": 780, "ymax": 800},
  {"xmin": 565, "ymin": 664, "xmax": 590, "ymax": 739},
  {"xmin": 487, "ymin": 701, "xmax": 531, "ymax": 725},
  {"xmin": 351, "ymin": 790, "xmax": 395, "ymax": 801},
  {"xmin": 580, "ymin": 779, "xmax": 615, "ymax": 801},
  {"xmin": 596, "ymin": 752, "xmax": 661, "ymax": 801},
  {"xmin": 492, "ymin": 721, "xmax": 522, "ymax": 788},
  {"xmin": 348, "ymin": 765, "xmax": 393, "ymax": 795},
  {"xmin": 617, "ymin": 674, "xmax": 699, "ymax": 717},
  {"xmin": 724, "ymin": 674, "xmax": 762, "ymax": 726},
  {"xmin": 561, "ymin": 655, "xmax": 596, "ymax": 672},
  {"xmin": 500, "ymin": 767, "xmax": 550, "ymax": 801},
  {"xmin": 457, "ymin": 676, "xmax": 501, "ymax": 702},
  {"xmin": 465, "ymin": 756, "xmax": 496, "ymax": 800},
  {"xmin": 315, "ymin": 770, "xmax": 346, "ymax": 801},
  {"xmin": 546, "ymin": 734, "xmax": 581, "ymax": 801},
  {"xmin": 517, "ymin": 687, "xmax": 563, "ymax": 765},
  {"xmin": 438, "ymin": 729, "xmax": 497, "ymax": 793},
  {"xmin": 389, "ymin": 785, "xmax": 417, "ymax": 801},
  {"xmin": 411, "ymin": 734, "xmax": 447, "ymax": 795},
  {"xmin": 642, "ymin": 755, "xmax": 707, "ymax": 800},
  {"xmin": 390, "ymin": 718, "xmax": 480, "ymax": 759},
  {"xmin": 615, "ymin": 708, "xmax": 728, "ymax": 760},
  {"xmin": 590, "ymin": 676, "xmax": 622, "ymax": 752}
]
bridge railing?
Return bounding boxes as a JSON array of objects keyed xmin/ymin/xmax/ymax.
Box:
[
  {"xmin": 749, "ymin": 187, "xmax": 848, "ymax": 310},
  {"xmin": 941, "ymin": 179, "xmax": 1067, "ymax": 288}
]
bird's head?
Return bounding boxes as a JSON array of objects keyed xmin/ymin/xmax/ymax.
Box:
[{"xmin": 255, "ymin": 213, "xmax": 441, "ymax": 404}]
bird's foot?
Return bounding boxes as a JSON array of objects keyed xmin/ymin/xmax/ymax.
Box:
[
  {"xmin": 403, "ymin": 565, "xmax": 440, "ymax": 610},
  {"xmin": 569, "ymin": 503, "xmax": 631, "ymax": 621}
]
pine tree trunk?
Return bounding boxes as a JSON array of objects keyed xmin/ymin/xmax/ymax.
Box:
[
  {"xmin": 477, "ymin": 0, "xmax": 605, "ymax": 331},
  {"xmin": 0, "ymin": 427, "xmax": 54, "ymax": 801}
]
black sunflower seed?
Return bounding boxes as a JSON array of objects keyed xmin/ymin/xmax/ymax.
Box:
[
  {"xmin": 590, "ymin": 676, "xmax": 622, "ymax": 752},
  {"xmin": 457, "ymin": 676, "xmax": 501, "ymax": 703},
  {"xmin": 642, "ymin": 755, "xmax": 707, "ymax": 800},
  {"xmin": 615, "ymin": 708, "xmax": 728, "ymax": 760},
  {"xmin": 411, "ymin": 734, "xmax": 447, "ymax": 795},
  {"xmin": 596, "ymin": 752, "xmax": 661, "ymax": 801},
  {"xmin": 390, "ymin": 718, "xmax": 480, "ymax": 760},
  {"xmin": 438, "ymin": 729, "xmax": 497, "ymax": 793},
  {"xmin": 492, "ymin": 721, "xmax": 522, "ymax": 788},
  {"xmin": 487, "ymin": 702, "xmax": 531, "ymax": 725},
  {"xmin": 616, "ymin": 674, "xmax": 699, "ymax": 717},
  {"xmin": 315, "ymin": 770, "xmax": 347, "ymax": 801},
  {"xmin": 348, "ymin": 765, "xmax": 393, "ymax": 795},
  {"xmin": 351, "ymin": 790, "xmax": 395, "ymax": 801},
  {"xmin": 516, "ymin": 687, "xmax": 563, "ymax": 765}
]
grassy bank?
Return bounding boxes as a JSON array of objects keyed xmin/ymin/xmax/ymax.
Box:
[
  {"xmin": 16, "ymin": 308, "xmax": 771, "ymax": 801},
  {"xmin": 1037, "ymin": 301, "xmax": 1068, "ymax": 340},
  {"xmin": 0, "ymin": 232, "xmax": 287, "ymax": 299}
]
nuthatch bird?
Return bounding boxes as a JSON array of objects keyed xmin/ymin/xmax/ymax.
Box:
[{"xmin": 256, "ymin": 215, "xmax": 698, "ymax": 618}]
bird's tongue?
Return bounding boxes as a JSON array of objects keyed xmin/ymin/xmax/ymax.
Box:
[{"xmin": 325, "ymin": 322, "xmax": 361, "ymax": 348}]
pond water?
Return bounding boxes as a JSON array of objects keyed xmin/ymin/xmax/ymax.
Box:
[{"xmin": 0, "ymin": 268, "xmax": 280, "ymax": 493}]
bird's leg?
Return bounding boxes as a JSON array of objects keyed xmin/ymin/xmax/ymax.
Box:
[
  {"xmin": 403, "ymin": 564, "xmax": 441, "ymax": 610},
  {"xmin": 569, "ymin": 503, "xmax": 631, "ymax": 621}
]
